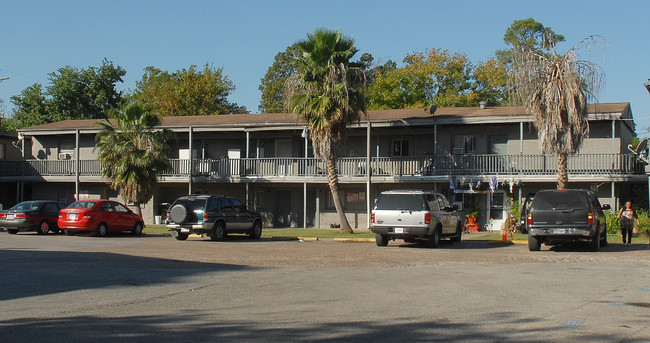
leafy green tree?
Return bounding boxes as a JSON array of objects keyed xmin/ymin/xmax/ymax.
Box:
[
  {"xmin": 133, "ymin": 64, "xmax": 246, "ymax": 116},
  {"xmin": 496, "ymin": 18, "xmax": 565, "ymax": 66},
  {"xmin": 367, "ymin": 49, "xmax": 506, "ymax": 109},
  {"xmin": 6, "ymin": 84, "xmax": 50, "ymax": 131},
  {"xmin": 95, "ymin": 102, "xmax": 174, "ymax": 216},
  {"xmin": 286, "ymin": 28, "xmax": 367, "ymax": 233},
  {"xmin": 6, "ymin": 60, "xmax": 125, "ymax": 130},
  {"xmin": 509, "ymin": 36, "xmax": 604, "ymax": 189},
  {"xmin": 47, "ymin": 59, "xmax": 126, "ymax": 120},
  {"xmin": 259, "ymin": 44, "xmax": 301, "ymax": 113}
]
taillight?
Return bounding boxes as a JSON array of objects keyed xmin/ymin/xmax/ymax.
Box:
[
  {"xmin": 588, "ymin": 212, "xmax": 593, "ymax": 225},
  {"xmin": 424, "ymin": 213, "xmax": 431, "ymax": 224},
  {"xmin": 0, "ymin": 214, "xmax": 4, "ymax": 218},
  {"xmin": 370, "ymin": 212, "xmax": 375, "ymax": 223},
  {"xmin": 203, "ymin": 212, "xmax": 208, "ymax": 221},
  {"xmin": 527, "ymin": 213, "xmax": 532, "ymax": 225},
  {"xmin": 16, "ymin": 214, "xmax": 27, "ymax": 218}
]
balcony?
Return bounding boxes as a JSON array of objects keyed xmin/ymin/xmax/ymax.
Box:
[{"xmin": 0, "ymin": 153, "xmax": 644, "ymax": 181}]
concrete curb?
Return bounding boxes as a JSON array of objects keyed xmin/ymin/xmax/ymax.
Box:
[
  {"xmin": 488, "ymin": 239, "xmax": 527, "ymax": 245},
  {"xmin": 333, "ymin": 238, "xmax": 375, "ymax": 243}
]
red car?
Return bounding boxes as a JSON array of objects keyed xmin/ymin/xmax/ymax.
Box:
[{"xmin": 58, "ymin": 200, "xmax": 145, "ymax": 237}]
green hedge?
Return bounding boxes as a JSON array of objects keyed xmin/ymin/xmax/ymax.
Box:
[{"xmin": 605, "ymin": 209, "xmax": 650, "ymax": 234}]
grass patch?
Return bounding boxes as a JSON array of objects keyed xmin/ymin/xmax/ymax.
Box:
[{"xmin": 143, "ymin": 224, "xmax": 375, "ymax": 239}]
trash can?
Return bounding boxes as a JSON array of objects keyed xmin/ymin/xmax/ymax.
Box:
[{"xmin": 154, "ymin": 215, "xmax": 162, "ymax": 225}]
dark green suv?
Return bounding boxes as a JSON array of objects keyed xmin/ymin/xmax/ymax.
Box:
[{"xmin": 165, "ymin": 194, "xmax": 263, "ymax": 241}]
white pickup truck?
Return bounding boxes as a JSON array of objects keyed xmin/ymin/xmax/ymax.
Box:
[{"xmin": 370, "ymin": 190, "xmax": 464, "ymax": 247}]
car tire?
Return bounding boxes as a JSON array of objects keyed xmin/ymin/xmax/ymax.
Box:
[
  {"xmin": 211, "ymin": 222, "xmax": 226, "ymax": 241},
  {"xmin": 528, "ymin": 234, "xmax": 541, "ymax": 251},
  {"xmin": 64, "ymin": 230, "xmax": 75, "ymax": 236},
  {"xmin": 7, "ymin": 229, "xmax": 18, "ymax": 235},
  {"xmin": 249, "ymin": 220, "xmax": 262, "ymax": 239},
  {"xmin": 588, "ymin": 229, "xmax": 600, "ymax": 252},
  {"xmin": 132, "ymin": 222, "xmax": 143, "ymax": 236},
  {"xmin": 450, "ymin": 223, "xmax": 462, "ymax": 243},
  {"xmin": 96, "ymin": 223, "xmax": 108, "ymax": 237},
  {"xmin": 375, "ymin": 233, "xmax": 389, "ymax": 246},
  {"xmin": 37, "ymin": 220, "xmax": 50, "ymax": 235},
  {"xmin": 169, "ymin": 204, "xmax": 188, "ymax": 224},
  {"xmin": 173, "ymin": 231, "xmax": 189, "ymax": 241},
  {"xmin": 427, "ymin": 228, "xmax": 440, "ymax": 248}
]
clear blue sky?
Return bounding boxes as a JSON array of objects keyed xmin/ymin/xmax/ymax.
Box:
[{"xmin": 2, "ymin": 0, "xmax": 649, "ymax": 136}]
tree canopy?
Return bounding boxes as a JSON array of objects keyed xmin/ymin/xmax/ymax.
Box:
[
  {"xmin": 132, "ymin": 64, "xmax": 246, "ymax": 116},
  {"xmin": 367, "ymin": 49, "xmax": 507, "ymax": 109},
  {"xmin": 5, "ymin": 59, "xmax": 125, "ymax": 131},
  {"xmin": 496, "ymin": 18, "xmax": 565, "ymax": 66}
]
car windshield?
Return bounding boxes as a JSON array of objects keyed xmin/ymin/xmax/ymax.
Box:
[
  {"xmin": 10, "ymin": 201, "xmax": 43, "ymax": 211},
  {"xmin": 173, "ymin": 198, "xmax": 207, "ymax": 211},
  {"xmin": 375, "ymin": 194, "xmax": 426, "ymax": 211},
  {"xmin": 532, "ymin": 191, "xmax": 587, "ymax": 210},
  {"xmin": 68, "ymin": 201, "xmax": 98, "ymax": 209}
]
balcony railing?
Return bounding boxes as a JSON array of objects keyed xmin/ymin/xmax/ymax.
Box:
[{"xmin": 0, "ymin": 154, "xmax": 644, "ymax": 179}]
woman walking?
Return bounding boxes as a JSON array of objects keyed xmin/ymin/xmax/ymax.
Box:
[{"xmin": 617, "ymin": 201, "xmax": 639, "ymax": 246}]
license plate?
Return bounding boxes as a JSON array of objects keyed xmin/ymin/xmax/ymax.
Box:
[
  {"xmin": 68, "ymin": 213, "xmax": 78, "ymax": 220},
  {"xmin": 553, "ymin": 229, "xmax": 566, "ymax": 234},
  {"xmin": 394, "ymin": 227, "xmax": 404, "ymax": 234},
  {"xmin": 180, "ymin": 228, "xmax": 191, "ymax": 233},
  {"xmin": 6, "ymin": 214, "xmax": 14, "ymax": 220}
]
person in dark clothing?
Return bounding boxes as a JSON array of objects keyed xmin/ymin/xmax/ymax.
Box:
[{"xmin": 617, "ymin": 201, "xmax": 639, "ymax": 245}]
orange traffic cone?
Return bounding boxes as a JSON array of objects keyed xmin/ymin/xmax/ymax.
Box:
[{"xmin": 502, "ymin": 229, "xmax": 508, "ymax": 241}]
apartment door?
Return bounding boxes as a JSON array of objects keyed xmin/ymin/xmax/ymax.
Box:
[
  {"xmin": 274, "ymin": 190, "xmax": 292, "ymax": 227},
  {"xmin": 275, "ymin": 139, "xmax": 292, "ymax": 175}
]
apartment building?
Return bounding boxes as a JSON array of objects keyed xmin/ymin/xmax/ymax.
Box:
[{"xmin": 1, "ymin": 102, "xmax": 644, "ymax": 230}]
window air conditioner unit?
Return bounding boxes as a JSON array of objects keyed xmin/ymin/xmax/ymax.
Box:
[
  {"xmin": 453, "ymin": 148, "xmax": 465, "ymax": 155},
  {"xmin": 58, "ymin": 152, "xmax": 72, "ymax": 160}
]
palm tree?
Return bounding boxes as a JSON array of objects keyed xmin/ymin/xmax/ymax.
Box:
[
  {"xmin": 285, "ymin": 28, "xmax": 367, "ymax": 233},
  {"xmin": 509, "ymin": 36, "xmax": 604, "ymax": 189},
  {"xmin": 94, "ymin": 102, "xmax": 173, "ymax": 216}
]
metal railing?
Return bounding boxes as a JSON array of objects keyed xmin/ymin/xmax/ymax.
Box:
[{"xmin": 0, "ymin": 153, "xmax": 644, "ymax": 179}]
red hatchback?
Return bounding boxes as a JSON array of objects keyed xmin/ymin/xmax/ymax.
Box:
[{"xmin": 58, "ymin": 200, "xmax": 145, "ymax": 237}]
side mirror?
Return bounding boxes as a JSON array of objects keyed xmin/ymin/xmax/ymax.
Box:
[{"xmin": 601, "ymin": 204, "xmax": 611, "ymax": 210}]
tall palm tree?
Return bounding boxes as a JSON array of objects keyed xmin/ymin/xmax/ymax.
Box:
[
  {"xmin": 94, "ymin": 102, "xmax": 173, "ymax": 216},
  {"xmin": 285, "ymin": 28, "xmax": 367, "ymax": 233},
  {"xmin": 510, "ymin": 36, "xmax": 604, "ymax": 189}
]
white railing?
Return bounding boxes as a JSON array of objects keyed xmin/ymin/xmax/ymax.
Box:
[{"xmin": 0, "ymin": 154, "xmax": 643, "ymax": 178}]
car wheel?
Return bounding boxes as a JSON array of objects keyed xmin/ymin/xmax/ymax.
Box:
[
  {"xmin": 528, "ymin": 235, "xmax": 541, "ymax": 251},
  {"xmin": 64, "ymin": 230, "xmax": 75, "ymax": 236},
  {"xmin": 132, "ymin": 222, "xmax": 143, "ymax": 236},
  {"xmin": 7, "ymin": 229, "xmax": 19, "ymax": 235},
  {"xmin": 249, "ymin": 220, "xmax": 262, "ymax": 239},
  {"xmin": 96, "ymin": 223, "xmax": 108, "ymax": 237},
  {"xmin": 375, "ymin": 233, "xmax": 389, "ymax": 246},
  {"xmin": 588, "ymin": 229, "xmax": 600, "ymax": 252},
  {"xmin": 450, "ymin": 223, "xmax": 462, "ymax": 243},
  {"xmin": 173, "ymin": 231, "xmax": 189, "ymax": 241},
  {"xmin": 169, "ymin": 204, "xmax": 188, "ymax": 224},
  {"xmin": 211, "ymin": 222, "xmax": 226, "ymax": 241},
  {"xmin": 427, "ymin": 228, "xmax": 440, "ymax": 248},
  {"xmin": 37, "ymin": 220, "xmax": 50, "ymax": 235}
]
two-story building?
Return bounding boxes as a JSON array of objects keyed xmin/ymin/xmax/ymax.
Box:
[{"xmin": 0, "ymin": 102, "xmax": 644, "ymax": 230}]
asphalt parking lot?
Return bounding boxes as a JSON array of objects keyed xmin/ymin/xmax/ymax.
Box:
[{"xmin": 1, "ymin": 233, "xmax": 648, "ymax": 342}]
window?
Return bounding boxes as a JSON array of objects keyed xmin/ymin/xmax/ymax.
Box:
[
  {"xmin": 232, "ymin": 198, "xmax": 245, "ymax": 211},
  {"xmin": 207, "ymin": 197, "xmax": 223, "ymax": 211},
  {"xmin": 101, "ymin": 202, "xmax": 114, "ymax": 212},
  {"xmin": 113, "ymin": 202, "xmax": 130, "ymax": 213},
  {"xmin": 392, "ymin": 139, "xmax": 409, "ymax": 157},
  {"xmin": 426, "ymin": 194, "xmax": 440, "ymax": 211},
  {"xmin": 452, "ymin": 136, "xmax": 476, "ymax": 155},
  {"xmin": 489, "ymin": 135, "xmax": 508, "ymax": 155}
]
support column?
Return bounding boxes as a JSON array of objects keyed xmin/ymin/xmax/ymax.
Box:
[
  {"xmin": 188, "ymin": 127, "xmax": 193, "ymax": 194},
  {"xmin": 75, "ymin": 129, "xmax": 80, "ymax": 201},
  {"xmin": 315, "ymin": 187, "xmax": 320, "ymax": 229},
  {"xmin": 366, "ymin": 121, "xmax": 371, "ymax": 230}
]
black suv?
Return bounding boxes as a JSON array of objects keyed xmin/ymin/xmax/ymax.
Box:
[
  {"xmin": 527, "ymin": 189, "xmax": 610, "ymax": 251},
  {"xmin": 165, "ymin": 195, "xmax": 263, "ymax": 241}
]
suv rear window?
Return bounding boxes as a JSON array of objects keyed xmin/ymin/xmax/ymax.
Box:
[
  {"xmin": 532, "ymin": 191, "xmax": 587, "ymax": 210},
  {"xmin": 375, "ymin": 194, "xmax": 427, "ymax": 211},
  {"xmin": 173, "ymin": 198, "xmax": 207, "ymax": 211}
]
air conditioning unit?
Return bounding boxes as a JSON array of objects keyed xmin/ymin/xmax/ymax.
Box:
[
  {"xmin": 58, "ymin": 152, "xmax": 72, "ymax": 160},
  {"xmin": 453, "ymin": 148, "xmax": 465, "ymax": 155}
]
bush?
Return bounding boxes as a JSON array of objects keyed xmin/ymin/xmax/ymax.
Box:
[{"xmin": 605, "ymin": 209, "xmax": 650, "ymax": 235}]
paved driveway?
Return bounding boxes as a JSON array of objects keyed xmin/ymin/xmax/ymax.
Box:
[{"xmin": 1, "ymin": 233, "xmax": 648, "ymax": 342}]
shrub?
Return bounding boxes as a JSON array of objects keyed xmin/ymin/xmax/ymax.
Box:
[{"xmin": 605, "ymin": 208, "xmax": 650, "ymax": 235}]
